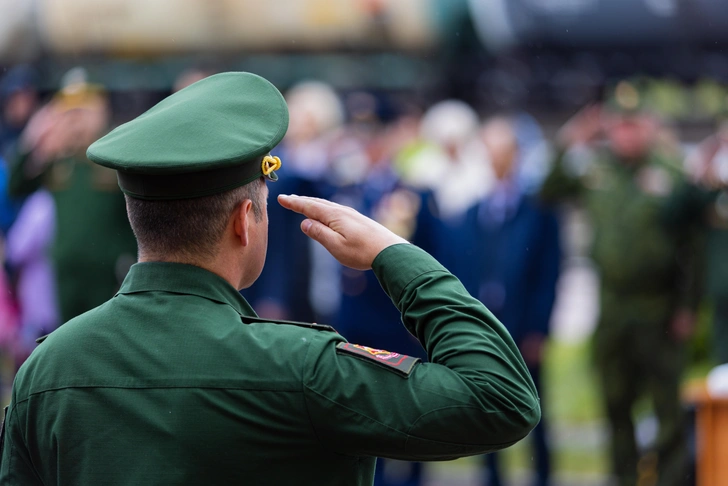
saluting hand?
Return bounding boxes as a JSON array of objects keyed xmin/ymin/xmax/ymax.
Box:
[{"xmin": 278, "ymin": 194, "xmax": 409, "ymax": 271}]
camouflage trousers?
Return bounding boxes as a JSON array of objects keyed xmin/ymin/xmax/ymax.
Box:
[{"xmin": 593, "ymin": 293, "xmax": 689, "ymax": 486}]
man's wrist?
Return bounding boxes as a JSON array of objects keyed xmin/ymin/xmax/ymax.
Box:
[{"xmin": 372, "ymin": 244, "xmax": 446, "ymax": 306}]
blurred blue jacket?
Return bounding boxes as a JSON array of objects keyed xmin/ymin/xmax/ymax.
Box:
[{"xmin": 455, "ymin": 191, "xmax": 561, "ymax": 343}]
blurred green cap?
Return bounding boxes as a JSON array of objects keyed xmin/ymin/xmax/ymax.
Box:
[
  {"xmin": 604, "ymin": 80, "xmax": 646, "ymax": 115},
  {"xmin": 87, "ymin": 72, "xmax": 288, "ymax": 200}
]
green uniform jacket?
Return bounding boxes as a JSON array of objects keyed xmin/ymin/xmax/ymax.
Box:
[
  {"xmin": 0, "ymin": 244, "xmax": 539, "ymax": 485},
  {"xmin": 541, "ymin": 149, "xmax": 700, "ymax": 322},
  {"xmin": 9, "ymin": 150, "xmax": 137, "ymax": 321}
]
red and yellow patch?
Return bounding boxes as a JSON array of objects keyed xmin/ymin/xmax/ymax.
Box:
[{"xmin": 336, "ymin": 342, "xmax": 420, "ymax": 376}]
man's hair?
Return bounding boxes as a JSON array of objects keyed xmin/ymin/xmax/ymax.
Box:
[{"xmin": 126, "ymin": 178, "xmax": 265, "ymax": 260}]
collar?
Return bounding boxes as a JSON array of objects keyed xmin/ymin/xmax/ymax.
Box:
[
  {"xmin": 117, "ymin": 262, "xmax": 257, "ymax": 318},
  {"xmin": 479, "ymin": 180, "xmax": 522, "ymax": 225}
]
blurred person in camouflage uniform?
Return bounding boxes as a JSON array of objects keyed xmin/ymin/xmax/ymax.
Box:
[
  {"xmin": 541, "ymin": 81, "xmax": 699, "ymax": 486},
  {"xmin": 8, "ymin": 70, "xmax": 136, "ymax": 324}
]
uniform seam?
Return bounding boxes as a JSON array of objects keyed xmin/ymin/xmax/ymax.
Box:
[
  {"xmin": 409, "ymin": 382, "xmax": 538, "ymax": 414},
  {"xmin": 304, "ymin": 388, "xmax": 530, "ymax": 450},
  {"xmin": 14, "ymin": 385, "xmax": 302, "ymax": 406},
  {"xmin": 8, "ymin": 406, "xmax": 15, "ymax": 477}
]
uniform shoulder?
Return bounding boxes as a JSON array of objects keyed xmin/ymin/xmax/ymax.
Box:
[
  {"xmin": 239, "ymin": 315, "xmax": 337, "ymax": 333},
  {"xmin": 35, "ymin": 300, "xmax": 111, "ymax": 345},
  {"xmin": 12, "ymin": 312, "xmax": 95, "ymax": 401},
  {"xmin": 239, "ymin": 315, "xmax": 344, "ymax": 357}
]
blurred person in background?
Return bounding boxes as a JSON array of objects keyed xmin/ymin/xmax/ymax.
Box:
[
  {"xmin": 673, "ymin": 115, "xmax": 728, "ymax": 365},
  {"xmin": 4, "ymin": 189, "xmax": 58, "ymax": 367},
  {"xmin": 399, "ymin": 99, "xmax": 493, "ymax": 221},
  {"xmin": 244, "ymin": 80, "xmax": 345, "ymax": 323},
  {"xmin": 8, "ymin": 70, "xmax": 137, "ymax": 325},
  {"xmin": 0, "ymin": 65, "xmax": 39, "ymax": 161},
  {"xmin": 0, "ymin": 65, "xmax": 39, "ymax": 234},
  {"xmin": 510, "ymin": 113, "xmax": 554, "ymax": 196},
  {"xmin": 454, "ymin": 116, "xmax": 559, "ymax": 486},
  {"xmin": 173, "ymin": 66, "xmax": 215, "ymax": 93},
  {"xmin": 397, "ymin": 100, "xmax": 494, "ymax": 281},
  {"xmin": 541, "ymin": 81, "xmax": 699, "ymax": 486}
]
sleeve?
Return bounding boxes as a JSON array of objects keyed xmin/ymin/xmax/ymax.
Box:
[
  {"xmin": 7, "ymin": 150, "xmax": 44, "ymax": 199},
  {"xmin": 0, "ymin": 399, "xmax": 43, "ymax": 485},
  {"xmin": 539, "ymin": 146, "xmax": 589, "ymax": 204},
  {"xmin": 302, "ymin": 244, "xmax": 540, "ymax": 461}
]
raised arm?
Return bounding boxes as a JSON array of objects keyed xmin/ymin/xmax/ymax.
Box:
[{"xmin": 279, "ymin": 195, "xmax": 540, "ymax": 460}]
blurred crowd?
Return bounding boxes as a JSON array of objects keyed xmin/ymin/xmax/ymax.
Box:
[{"xmin": 1, "ymin": 64, "xmax": 728, "ymax": 486}]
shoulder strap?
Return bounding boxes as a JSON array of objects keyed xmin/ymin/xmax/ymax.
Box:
[{"xmin": 239, "ymin": 315, "xmax": 337, "ymax": 333}]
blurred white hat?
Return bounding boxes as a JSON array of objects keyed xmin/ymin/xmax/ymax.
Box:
[
  {"xmin": 286, "ymin": 81, "xmax": 344, "ymax": 137},
  {"xmin": 420, "ymin": 100, "xmax": 479, "ymax": 147}
]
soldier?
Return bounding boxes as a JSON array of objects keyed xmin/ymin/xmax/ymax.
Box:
[
  {"xmin": 541, "ymin": 82, "xmax": 698, "ymax": 486},
  {"xmin": 8, "ymin": 75, "xmax": 137, "ymax": 324},
  {"xmin": 0, "ymin": 72, "xmax": 540, "ymax": 485}
]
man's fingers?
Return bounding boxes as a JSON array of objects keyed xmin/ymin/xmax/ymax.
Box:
[
  {"xmin": 278, "ymin": 195, "xmax": 340, "ymax": 224},
  {"xmin": 279, "ymin": 194, "xmax": 340, "ymax": 211},
  {"xmin": 300, "ymin": 218, "xmax": 341, "ymax": 248}
]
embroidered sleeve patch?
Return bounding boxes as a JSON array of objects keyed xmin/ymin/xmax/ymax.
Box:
[{"xmin": 336, "ymin": 342, "xmax": 420, "ymax": 377}]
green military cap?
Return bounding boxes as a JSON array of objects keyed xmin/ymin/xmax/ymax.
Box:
[
  {"xmin": 604, "ymin": 79, "xmax": 646, "ymax": 115},
  {"xmin": 87, "ymin": 72, "xmax": 288, "ymax": 200}
]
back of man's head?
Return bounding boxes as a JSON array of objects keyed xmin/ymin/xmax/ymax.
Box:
[
  {"xmin": 126, "ymin": 178, "xmax": 265, "ymax": 262},
  {"xmin": 85, "ymin": 73, "xmax": 288, "ymax": 264}
]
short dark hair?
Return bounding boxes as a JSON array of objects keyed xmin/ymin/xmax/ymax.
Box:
[{"xmin": 126, "ymin": 178, "xmax": 265, "ymax": 260}]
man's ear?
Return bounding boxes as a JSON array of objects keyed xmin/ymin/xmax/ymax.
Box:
[{"xmin": 233, "ymin": 200, "xmax": 254, "ymax": 247}]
